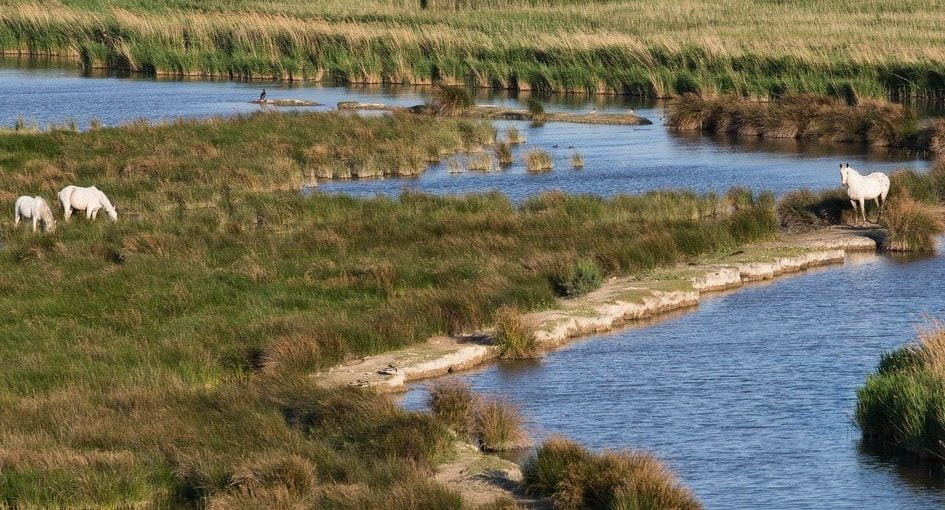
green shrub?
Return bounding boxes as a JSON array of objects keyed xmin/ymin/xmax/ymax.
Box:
[{"xmin": 552, "ymin": 258, "xmax": 603, "ymax": 298}]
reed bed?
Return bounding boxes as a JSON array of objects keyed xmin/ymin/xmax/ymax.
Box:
[
  {"xmin": 667, "ymin": 94, "xmax": 925, "ymax": 148},
  {"xmin": 856, "ymin": 322, "xmax": 945, "ymax": 459},
  {"xmin": 0, "ymin": 112, "xmax": 775, "ymax": 505},
  {"xmin": 569, "ymin": 151, "xmax": 584, "ymax": 169},
  {"xmin": 4, "ymin": 1, "xmax": 945, "ymax": 98}
]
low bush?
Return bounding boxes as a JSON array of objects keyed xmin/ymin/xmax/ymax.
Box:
[{"xmin": 551, "ymin": 258, "xmax": 603, "ymax": 298}]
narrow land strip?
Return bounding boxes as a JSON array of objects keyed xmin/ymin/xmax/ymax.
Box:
[{"xmin": 317, "ymin": 226, "xmax": 879, "ymax": 392}]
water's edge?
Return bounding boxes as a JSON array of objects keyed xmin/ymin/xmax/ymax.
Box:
[{"xmin": 316, "ymin": 227, "xmax": 878, "ymax": 392}]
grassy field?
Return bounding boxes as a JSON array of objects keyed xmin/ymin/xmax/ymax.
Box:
[
  {"xmin": 2, "ymin": 0, "xmax": 945, "ymax": 98},
  {"xmin": 0, "ymin": 111, "xmax": 775, "ymax": 506}
]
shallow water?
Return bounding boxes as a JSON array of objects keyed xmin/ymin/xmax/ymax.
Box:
[
  {"xmin": 402, "ymin": 250, "xmax": 945, "ymax": 508},
  {"xmin": 1, "ymin": 58, "xmax": 929, "ymax": 199}
]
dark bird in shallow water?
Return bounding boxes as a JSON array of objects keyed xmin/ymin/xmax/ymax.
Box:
[{"xmin": 259, "ymin": 89, "xmax": 267, "ymax": 102}]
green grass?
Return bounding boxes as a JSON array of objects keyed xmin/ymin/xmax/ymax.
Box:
[
  {"xmin": 856, "ymin": 323, "xmax": 945, "ymax": 459},
  {"xmin": 3, "ymin": 0, "xmax": 945, "ymax": 98},
  {"xmin": 0, "ymin": 111, "xmax": 775, "ymax": 505}
]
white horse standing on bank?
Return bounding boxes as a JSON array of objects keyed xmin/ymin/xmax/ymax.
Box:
[
  {"xmin": 58, "ymin": 185, "xmax": 118, "ymax": 222},
  {"xmin": 14, "ymin": 196, "xmax": 56, "ymax": 232},
  {"xmin": 840, "ymin": 163, "xmax": 890, "ymax": 225}
]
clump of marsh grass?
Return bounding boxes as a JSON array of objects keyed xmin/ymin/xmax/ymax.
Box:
[
  {"xmin": 492, "ymin": 306, "xmax": 539, "ymax": 359},
  {"xmin": 446, "ymin": 157, "xmax": 465, "ymax": 174},
  {"xmin": 522, "ymin": 437, "xmax": 592, "ymax": 496},
  {"xmin": 428, "ymin": 380, "xmax": 477, "ymax": 436},
  {"xmin": 776, "ymin": 189, "xmax": 851, "ymax": 230},
  {"xmin": 551, "ymin": 258, "xmax": 602, "ymax": 298},
  {"xmin": 526, "ymin": 97, "xmax": 545, "ymax": 120},
  {"xmin": 474, "ymin": 397, "xmax": 527, "ymax": 451},
  {"xmin": 495, "ymin": 142, "xmax": 514, "ymax": 166},
  {"xmin": 430, "ymin": 83, "xmax": 473, "ymax": 115},
  {"xmin": 468, "ymin": 153, "xmax": 496, "ymax": 172},
  {"xmin": 569, "ymin": 151, "xmax": 584, "ymax": 169},
  {"xmin": 506, "ymin": 127, "xmax": 525, "ymax": 145},
  {"xmin": 525, "ymin": 149, "xmax": 553, "ymax": 173},
  {"xmin": 881, "ymin": 193, "xmax": 944, "ymax": 252},
  {"xmin": 523, "ymin": 439, "xmax": 701, "ymax": 510},
  {"xmin": 856, "ymin": 322, "xmax": 945, "ymax": 458}
]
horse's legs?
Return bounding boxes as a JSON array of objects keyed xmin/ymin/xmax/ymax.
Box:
[
  {"xmin": 86, "ymin": 206, "xmax": 94, "ymax": 220},
  {"xmin": 32, "ymin": 216, "xmax": 38, "ymax": 232},
  {"xmin": 874, "ymin": 197, "xmax": 882, "ymax": 219},
  {"xmin": 850, "ymin": 200, "xmax": 859, "ymax": 225},
  {"xmin": 13, "ymin": 211, "xmax": 19, "ymax": 228},
  {"xmin": 859, "ymin": 198, "xmax": 867, "ymax": 225},
  {"xmin": 91, "ymin": 208, "xmax": 99, "ymax": 220}
]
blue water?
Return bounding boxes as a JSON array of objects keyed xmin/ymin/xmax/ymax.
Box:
[
  {"xmin": 1, "ymin": 59, "xmax": 929, "ymax": 200},
  {"xmin": 402, "ymin": 250, "xmax": 945, "ymax": 509}
]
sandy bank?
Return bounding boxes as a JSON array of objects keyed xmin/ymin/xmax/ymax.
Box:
[{"xmin": 316, "ymin": 226, "xmax": 879, "ymax": 391}]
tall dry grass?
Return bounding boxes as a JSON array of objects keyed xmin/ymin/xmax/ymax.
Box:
[
  {"xmin": 881, "ymin": 193, "xmax": 944, "ymax": 252},
  {"xmin": 4, "ymin": 0, "xmax": 945, "ymax": 97}
]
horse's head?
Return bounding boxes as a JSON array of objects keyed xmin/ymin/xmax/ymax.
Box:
[
  {"xmin": 106, "ymin": 205, "xmax": 118, "ymax": 222},
  {"xmin": 840, "ymin": 163, "xmax": 850, "ymax": 187}
]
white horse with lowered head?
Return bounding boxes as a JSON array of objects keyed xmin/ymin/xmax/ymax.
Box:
[
  {"xmin": 58, "ymin": 185, "xmax": 118, "ymax": 222},
  {"xmin": 840, "ymin": 163, "xmax": 890, "ymax": 225},
  {"xmin": 14, "ymin": 196, "xmax": 56, "ymax": 232}
]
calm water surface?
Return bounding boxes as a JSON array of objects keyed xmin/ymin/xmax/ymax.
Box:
[
  {"xmin": 403, "ymin": 250, "xmax": 945, "ymax": 509},
  {"xmin": 1, "ymin": 58, "xmax": 929, "ymax": 198}
]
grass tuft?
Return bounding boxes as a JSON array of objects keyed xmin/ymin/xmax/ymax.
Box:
[
  {"xmin": 428, "ymin": 381, "xmax": 477, "ymax": 437},
  {"xmin": 493, "ymin": 306, "xmax": 539, "ymax": 359},
  {"xmin": 474, "ymin": 397, "xmax": 527, "ymax": 452},
  {"xmin": 881, "ymin": 193, "xmax": 944, "ymax": 252},
  {"xmin": 525, "ymin": 150, "xmax": 553, "ymax": 173}
]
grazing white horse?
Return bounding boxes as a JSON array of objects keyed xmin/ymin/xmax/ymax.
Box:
[
  {"xmin": 840, "ymin": 163, "xmax": 890, "ymax": 225},
  {"xmin": 58, "ymin": 185, "xmax": 118, "ymax": 222},
  {"xmin": 14, "ymin": 196, "xmax": 56, "ymax": 232}
]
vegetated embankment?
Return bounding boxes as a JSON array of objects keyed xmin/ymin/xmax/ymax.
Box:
[
  {"xmin": 0, "ymin": 111, "xmax": 777, "ymax": 507},
  {"xmin": 3, "ymin": 1, "xmax": 945, "ymax": 98}
]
